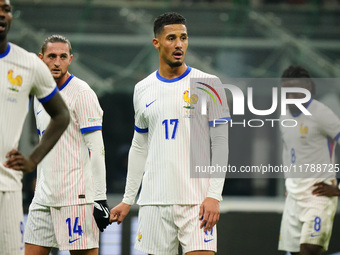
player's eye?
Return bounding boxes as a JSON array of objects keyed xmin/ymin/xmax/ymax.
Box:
[{"xmin": 2, "ymin": 6, "xmax": 11, "ymax": 13}]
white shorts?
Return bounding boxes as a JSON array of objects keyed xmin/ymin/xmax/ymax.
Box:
[
  {"xmin": 278, "ymin": 193, "xmax": 337, "ymax": 252},
  {"xmin": 0, "ymin": 191, "xmax": 24, "ymax": 255},
  {"xmin": 24, "ymin": 201, "xmax": 99, "ymax": 251},
  {"xmin": 135, "ymin": 205, "xmax": 217, "ymax": 254}
]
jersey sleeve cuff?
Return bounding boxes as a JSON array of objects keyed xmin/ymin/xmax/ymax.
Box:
[
  {"xmin": 334, "ymin": 132, "xmax": 340, "ymax": 141},
  {"xmin": 209, "ymin": 117, "xmax": 231, "ymax": 127},
  {"xmin": 38, "ymin": 86, "xmax": 58, "ymax": 104},
  {"xmin": 135, "ymin": 125, "xmax": 148, "ymax": 133},
  {"xmin": 80, "ymin": 126, "xmax": 102, "ymax": 134},
  {"xmin": 207, "ymin": 193, "xmax": 223, "ymax": 202},
  {"xmin": 122, "ymin": 197, "xmax": 135, "ymax": 205}
]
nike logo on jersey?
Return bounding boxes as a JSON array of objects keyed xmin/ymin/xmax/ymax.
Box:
[
  {"xmin": 37, "ymin": 110, "xmax": 43, "ymax": 115},
  {"xmin": 69, "ymin": 238, "xmax": 80, "ymax": 244},
  {"xmin": 204, "ymin": 238, "xmax": 213, "ymax": 243},
  {"xmin": 311, "ymin": 234, "xmax": 320, "ymax": 237},
  {"xmin": 146, "ymin": 99, "xmax": 157, "ymax": 108}
]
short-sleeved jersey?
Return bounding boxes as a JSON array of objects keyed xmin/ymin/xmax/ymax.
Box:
[
  {"xmin": 134, "ymin": 66, "xmax": 230, "ymax": 205},
  {"xmin": 33, "ymin": 75, "xmax": 103, "ymax": 206},
  {"xmin": 280, "ymin": 99, "xmax": 340, "ymax": 199},
  {"xmin": 0, "ymin": 43, "xmax": 57, "ymax": 192}
]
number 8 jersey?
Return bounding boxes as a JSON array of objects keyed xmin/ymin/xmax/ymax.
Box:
[
  {"xmin": 280, "ymin": 99, "xmax": 340, "ymax": 199},
  {"xmin": 133, "ymin": 66, "xmax": 230, "ymax": 205}
]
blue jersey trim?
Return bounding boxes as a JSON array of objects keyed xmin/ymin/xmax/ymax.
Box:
[
  {"xmin": 291, "ymin": 98, "xmax": 313, "ymax": 117},
  {"xmin": 334, "ymin": 132, "xmax": 340, "ymax": 141},
  {"xmin": 80, "ymin": 126, "xmax": 102, "ymax": 134},
  {"xmin": 156, "ymin": 66, "xmax": 191, "ymax": 83},
  {"xmin": 135, "ymin": 125, "xmax": 148, "ymax": 133},
  {"xmin": 0, "ymin": 43, "xmax": 10, "ymax": 58},
  {"xmin": 37, "ymin": 129, "xmax": 45, "ymax": 135},
  {"xmin": 209, "ymin": 117, "xmax": 231, "ymax": 127},
  {"xmin": 327, "ymin": 136, "xmax": 335, "ymax": 160},
  {"xmin": 38, "ymin": 86, "xmax": 58, "ymax": 104},
  {"xmin": 59, "ymin": 74, "xmax": 74, "ymax": 91}
]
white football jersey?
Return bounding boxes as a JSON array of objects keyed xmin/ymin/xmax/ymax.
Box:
[
  {"xmin": 0, "ymin": 43, "xmax": 57, "ymax": 191},
  {"xmin": 134, "ymin": 66, "xmax": 230, "ymax": 205},
  {"xmin": 33, "ymin": 75, "xmax": 103, "ymax": 206},
  {"xmin": 280, "ymin": 99, "xmax": 340, "ymax": 199}
]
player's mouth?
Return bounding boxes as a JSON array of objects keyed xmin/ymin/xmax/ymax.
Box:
[
  {"xmin": 0, "ymin": 22, "xmax": 6, "ymax": 32},
  {"xmin": 51, "ymin": 69, "xmax": 61, "ymax": 74},
  {"xmin": 173, "ymin": 50, "xmax": 183, "ymax": 60}
]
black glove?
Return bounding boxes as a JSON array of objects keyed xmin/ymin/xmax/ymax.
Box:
[{"xmin": 93, "ymin": 200, "xmax": 110, "ymax": 232}]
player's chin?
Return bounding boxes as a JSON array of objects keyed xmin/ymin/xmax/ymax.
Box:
[{"xmin": 169, "ymin": 60, "xmax": 183, "ymax": 68}]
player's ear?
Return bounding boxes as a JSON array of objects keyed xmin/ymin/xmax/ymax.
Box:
[
  {"xmin": 152, "ymin": 38, "xmax": 159, "ymax": 50},
  {"xmin": 69, "ymin": 54, "xmax": 73, "ymax": 64},
  {"xmin": 38, "ymin": 53, "xmax": 43, "ymax": 60}
]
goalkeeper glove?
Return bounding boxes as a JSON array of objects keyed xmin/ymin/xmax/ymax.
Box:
[{"xmin": 93, "ymin": 200, "xmax": 110, "ymax": 232}]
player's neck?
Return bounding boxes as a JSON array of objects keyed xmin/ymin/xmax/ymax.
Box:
[
  {"xmin": 158, "ymin": 63, "xmax": 187, "ymax": 80},
  {"xmin": 56, "ymin": 72, "xmax": 71, "ymax": 89},
  {"xmin": 0, "ymin": 39, "xmax": 8, "ymax": 54}
]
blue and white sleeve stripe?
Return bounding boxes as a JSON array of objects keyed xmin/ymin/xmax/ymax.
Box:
[
  {"xmin": 209, "ymin": 117, "xmax": 231, "ymax": 127},
  {"xmin": 38, "ymin": 86, "xmax": 58, "ymax": 104},
  {"xmin": 80, "ymin": 126, "xmax": 102, "ymax": 134},
  {"xmin": 135, "ymin": 125, "xmax": 148, "ymax": 133}
]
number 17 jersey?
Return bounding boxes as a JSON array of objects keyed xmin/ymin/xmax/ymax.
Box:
[{"xmin": 134, "ymin": 66, "xmax": 230, "ymax": 205}]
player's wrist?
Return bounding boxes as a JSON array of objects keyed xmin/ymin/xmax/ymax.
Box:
[{"xmin": 93, "ymin": 200, "xmax": 110, "ymax": 232}]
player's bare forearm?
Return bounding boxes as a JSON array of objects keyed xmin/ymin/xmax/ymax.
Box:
[
  {"xmin": 199, "ymin": 197, "xmax": 220, "ymax": 232},
  {"xmin": 110, "ymin": 202, "xmax": 131, "ymax": 224},
  {"xmin": 30, "ymin": 92, "xmax": 70, "ymax": 167},
  {"xmin": 312, "ymin": 182, "xmax": 340, "ymax": 197}
]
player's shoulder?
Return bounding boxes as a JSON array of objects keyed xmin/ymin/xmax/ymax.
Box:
[
  {"xmin": 305, "ymin": 99, "xmax": 340, "ymax": 128},
  {"xmin": 9, "ymin": 43, "xmax": 29, "ymax": 55},
  {"xmin": 9, "ymin": 43, "xmax": 41, "ymax": 63},
  {"xmin": 309, "ymin": 99, "xmax": 334, "ymax": 116},
  {"xmin": 69, "ymin": 75, "xmax": 94, "ymax": 92},
  {"xmin": 66, "ymin": 75, "xmax": 99, "ymax": 101},
  {"xmin": 134, "ymin": 70, "xmax": 158, "ymax": 91},
  {"xmin": 189, "ymin": 67, "xmax": 219, "ymax": 79}
]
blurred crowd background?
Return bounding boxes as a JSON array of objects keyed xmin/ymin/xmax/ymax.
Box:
[{"xmin": 11, "ymin": 0, "xmax": 340, "ymax": 212}]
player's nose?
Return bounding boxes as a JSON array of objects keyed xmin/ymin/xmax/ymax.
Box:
[{"xmin": 175, "ymin": 38, "xmax": 182, "ymax": 48}]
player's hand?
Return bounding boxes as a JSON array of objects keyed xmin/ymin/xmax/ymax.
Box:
[
  {"xmin": 312, "ymin": 182, "xmax": 340, "ymax": 197},
  {"xmin": 199, "ymin": 197, "xmax": 220, "ymax": 232},
  {"xmin": 110, "ymin": 202, "xmax": 131, "ymax": 224},
  {"xmin": 3, "ymin": 149, "xmax": 36, "ymax": 173},
  {"xmin": 93, "ymin": 200, "xmax": 111, "ymax": 232}
]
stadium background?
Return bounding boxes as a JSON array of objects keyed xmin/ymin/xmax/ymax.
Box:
[{"xmin": 10, "ymin": 0, "xmax": 340, "ymax": 254}]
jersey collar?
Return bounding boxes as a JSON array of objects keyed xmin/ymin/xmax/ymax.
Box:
[
  {"xmin": 291, "ymin": 98, "xmax": 313, "ymax": 117},
  {"xmin": 156, "ymin": 66, "xmax": 191, "ymax": 83},
  {"xmin": 0, "ymin": 43, "xmax": 10, "ymax": 59},
  {"xmin": 59, "ymin": 74, "xmax": 74, "ymax": 91}
]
